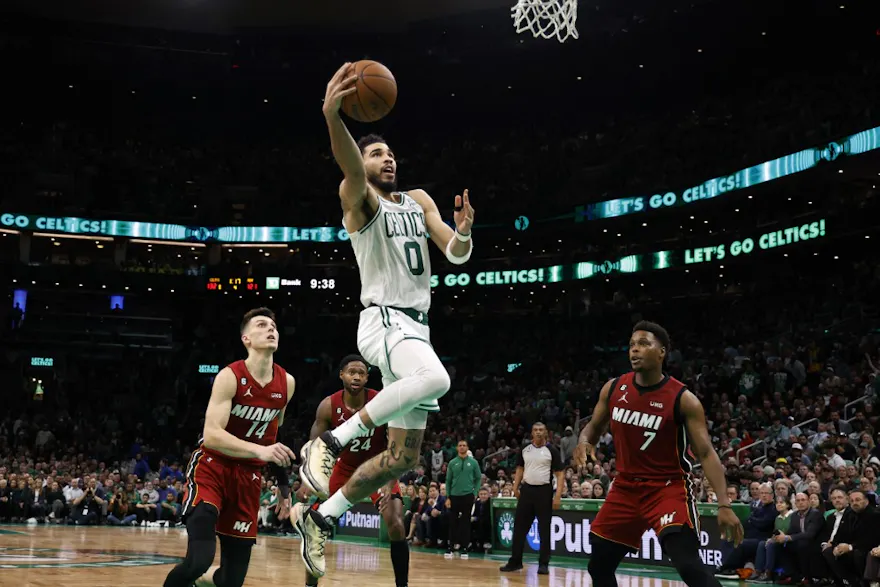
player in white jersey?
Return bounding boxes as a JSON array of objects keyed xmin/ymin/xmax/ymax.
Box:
[{"xmin": 293, "ymin": 62, "xmax": 476, "ymax": 580}]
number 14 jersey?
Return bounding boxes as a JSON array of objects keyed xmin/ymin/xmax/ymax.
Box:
[
  {"xmin": 330, "ymin": 388, "xmax": 388, "ymax": 473},
  {"xmin": 347, "ymin": 192, "xmax": 432, "ymax": 314}
]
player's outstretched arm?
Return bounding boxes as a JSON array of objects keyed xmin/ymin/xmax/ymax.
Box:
[
  {"xmin": 322, "ymin": 63, "xmax": 375, "ymax": 214},
  {"xmin": 574, "ymin": 379, "xmax": 613, "ymax": 468},
  {"xmin": 409, "ymin": 188, "xmax": 475, "ymax": 264},
  {"xmin": 681, "ymin": 389, "xmax": 744, "ymax": 545},
  {"xmin": 202, "ymin": 368, "xmax": 295, "ymax": 466}
]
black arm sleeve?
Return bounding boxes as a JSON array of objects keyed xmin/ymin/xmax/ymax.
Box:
[
  {"xmin": 268, "ymin": 463, "xmax": 290, "ymax": 498},
  {"xmin": 516, "ymin": 449, "xmax": 525, "ymax": 468}
]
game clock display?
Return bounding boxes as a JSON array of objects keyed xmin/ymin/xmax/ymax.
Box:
[
  {"xmin": 206, "ymin": 276, "xmax": 338, "ymax": 293},
  {"xmin": 206, "ymin": 277, "xmax": 259, "ymax": 292}
]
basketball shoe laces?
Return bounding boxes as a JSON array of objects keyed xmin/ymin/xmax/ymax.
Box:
[
  {"xmin": 317, "ymin": 431, "xmax": 342, "ymax": 479},
  {"xmin": 308, "ymin": 508, "xmax": 332, "ymax": 556}
]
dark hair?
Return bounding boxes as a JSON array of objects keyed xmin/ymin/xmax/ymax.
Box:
[
  {"xmin": 339, "ymin": 354, "xmax": 368, "ymax": 372},
  {"xmin": 829, "ymin": 486, "xmax": 848, "ymax": 497},
  {"xmin": 357, "ymin": 134, "xmax": 388, "ymax": 154},
  {"xmin": 632, "ymin": 320, "xmax": 671, "ymax": 351},
  {"xmin": 240, "ymin": 307, "xmax": 276, "ymax": 333}
]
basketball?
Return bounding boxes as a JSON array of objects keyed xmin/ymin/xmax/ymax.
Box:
[{"xmin": 341, "ymin": 60, "xmax": 398, "ymax": 123}]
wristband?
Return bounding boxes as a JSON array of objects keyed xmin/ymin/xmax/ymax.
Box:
[
  {"xmin": 445, "ymin": 235, "xmax": 472, "ymax": 265},
  {"xmin": 717, "ymin": 504, "xmax": 732, "ymax": 509},
  {"xmin": 455, "ymin": 229, "xmax": 472, "ymax": 243}
]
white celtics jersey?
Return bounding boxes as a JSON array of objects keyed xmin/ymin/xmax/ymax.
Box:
[{"xmin": 348, "ymin": 192, "xmax": 432, "ymax": 313}]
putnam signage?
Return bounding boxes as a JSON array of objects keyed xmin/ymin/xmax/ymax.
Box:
[{"xmin": 493, "ymin": 506, "xmax": 725, "ymax": 570}]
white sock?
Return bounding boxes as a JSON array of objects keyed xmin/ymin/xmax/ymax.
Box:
[
  {"xmin": 317, "ymin": 490, "xmax": 353, "ymax": 520},
  {"xmin": 330, "ymin": 412, "xmax": 370, "ymax": 446}
]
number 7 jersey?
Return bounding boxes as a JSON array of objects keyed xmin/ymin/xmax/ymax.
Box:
[
  {"xmin": 347, "ymin": 192, "xmax": 432, "ymax": 314},
  {"xmin": 330, "ymin": 388, "xmax": 387, "ymax": 473},
  {"xmin": 606, "ymin": 372, "xmax": 697, "ymax": 480}
]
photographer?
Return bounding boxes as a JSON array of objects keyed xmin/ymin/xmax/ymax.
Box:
[
  {"xmin": 107, "ymin": 488, "xmax": 136, "ymax": 526},
  {"xmin": 70, "ymin": 482, "xmax": 104, "ymax": 525}
]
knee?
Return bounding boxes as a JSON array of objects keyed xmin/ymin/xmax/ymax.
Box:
[
  {"xmin": 387, "ymin": 519, "xmax": 406, "ymax": 542},
  {"xmin": 417, "ymin": 364, "xmax": 450, "ymax": 399}
]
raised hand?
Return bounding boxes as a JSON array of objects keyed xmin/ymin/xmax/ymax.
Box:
[
  {"xmin": 572, "ymin": 441, "xmax": 596, "ymax": 469},
  {"xmin": 453, "ymin": 189, "xmax": 475, "ymax": 235},
  {"xmin": 323, "ymin": 63, "xmax": 358, "ymax": 117}
]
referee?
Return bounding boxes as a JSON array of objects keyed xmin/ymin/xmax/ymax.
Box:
[{"xmin": 500, "ymin": 422, "xmax": 564, "ymax": 575}]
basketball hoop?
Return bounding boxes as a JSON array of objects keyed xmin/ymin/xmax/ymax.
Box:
[{"xmin": 511, "ymin": 0, "xmax": 579, "ymax": 43}]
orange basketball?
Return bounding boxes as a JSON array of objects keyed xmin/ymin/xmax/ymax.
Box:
[{"xmin": 341, "ymin": 60, "xmax": 398, "ymax": 123}]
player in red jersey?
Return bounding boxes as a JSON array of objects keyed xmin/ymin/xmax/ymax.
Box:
[
  {"xmin": 299, "ymin": 355, "xmax": 408, "ymax": 587},
  {"xmin": 574, "ymin": 321, "xmax": 743, "ymax": 587},
  {"xmin": 163, "ymin": 307, "xmax": 297, "ymax": 587}
]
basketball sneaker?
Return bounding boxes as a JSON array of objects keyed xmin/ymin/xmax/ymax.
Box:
[
  {"xmin": 300, "ymin": 431, "xmax": 343, "ymax": 500},
  {"xmin": 292, "ymin": 502, "xmax": 333, "ymax": 578}
]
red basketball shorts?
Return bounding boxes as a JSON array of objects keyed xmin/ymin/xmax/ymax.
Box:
[
  {"xmin": 181, "ymin": 448, "xmax": 262, "ymax": 540},
  {"xmin": 590, "ymin": 475, "xmax": 700, "ymax": 551},
  {"xmin": 330, "ymin": 464, "xmax": 402, "ymax": 507}
]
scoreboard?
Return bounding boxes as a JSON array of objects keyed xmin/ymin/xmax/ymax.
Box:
[{"xmin": 206, "ymin": 277, "xmax": 259, "ymax": 292}]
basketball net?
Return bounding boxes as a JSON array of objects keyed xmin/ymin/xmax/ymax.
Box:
[{"xmin": 511, "ymin": 0, "xmax": 579, "ymax": 43}]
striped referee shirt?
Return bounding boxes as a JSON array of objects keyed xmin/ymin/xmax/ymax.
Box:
[{"xmin": 517, "ymin": 443, "xmax": 564, "ymax": 486}]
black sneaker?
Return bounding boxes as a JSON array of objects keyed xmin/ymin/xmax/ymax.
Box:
[
  {"xmin": 714, "ymin": 568, "xmax": 739, "ymax": 580},
  {"xmin": 538, "ymin": 565, "xmax": 549, "ymax": 575},
  {"xmin": 500, "ymin": 563, "xmax": 523, "ymax": 572}
]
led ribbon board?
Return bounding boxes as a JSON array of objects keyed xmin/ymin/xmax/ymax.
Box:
[
  {"xmin": 431, "ymin": 219, "xmax": 827, "ymax": 288},
  {"xmin": 0, "ymin": 214, "xmax": 350, "ymax": 244},
  {"xmin": 577, "ymin": 126, "xmax": 880, "ymax": 221},
  {"xmin": 1, "ymin": 127, "xmax": 875, "ymax": 243}
]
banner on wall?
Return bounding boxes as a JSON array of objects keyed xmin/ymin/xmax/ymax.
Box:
[
  {"xmin": 493, "ymin": 507, "xmax": 725, "ymax": 570},
  {"xmin": 333, "ymin": 502, "xmax": 382, "ymax": 539}
]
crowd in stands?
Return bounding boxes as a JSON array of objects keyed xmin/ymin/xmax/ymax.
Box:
[{"xmin": 3, "ymin": 252, "xmax": 879, "ymax": 575}]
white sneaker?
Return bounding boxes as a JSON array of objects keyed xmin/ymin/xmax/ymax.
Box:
[
  {"xmin": 300, "ymin": 432, "xmax": 342, "ymax": 500},
  {"xmin": 292, "ymin": 502, "xmax": 332, "ymax": 578},
  {"xmin": 460, "ymin": 552, "xmax": 469, "ymax": 560},
  {"xmin": 444, "ymin": 552, "xmax": 454, "ymax": 560}
]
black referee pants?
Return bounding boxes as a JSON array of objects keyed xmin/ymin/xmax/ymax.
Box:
[
  {"xmin": 447, "ymin": 493, "xmax": 476, "ymax": 550},
  {"xmin": 509, "ymin": 484, "xmax": 553, "ymax": 566}
]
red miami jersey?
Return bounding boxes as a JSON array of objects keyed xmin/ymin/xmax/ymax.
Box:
[
  {"xmin": 202, "ymin": 360, "xmax": 290, "ymax": 467},
  {"xmin": 607, "ymin": 372, "xmax": 696, "ymax": 480},
  {"xmin": 330, "ymin": 389, "xmax": 387, "ymax": 471}
]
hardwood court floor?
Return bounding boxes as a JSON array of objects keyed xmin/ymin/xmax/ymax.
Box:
[{"xmin": 0, "ymin": 524, "xmax": 700, "ymax": 586}]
